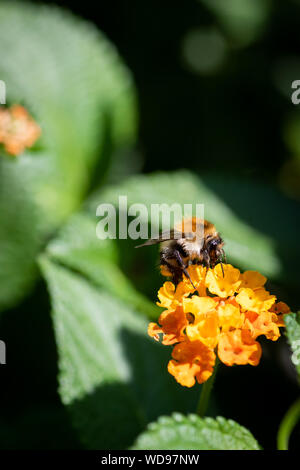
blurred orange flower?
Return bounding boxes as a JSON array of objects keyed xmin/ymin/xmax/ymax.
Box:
[
  {"xmin": 0, "ymin": 104, "xmax": 41, "ymax": 156},
  {"xmin": 148, "ymin": 263, "xmax": 287, "ymax": 387}
]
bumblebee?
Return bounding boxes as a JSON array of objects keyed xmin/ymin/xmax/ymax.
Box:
[{"xmin": 135, "ymin": 217, "xmax": 225, "ymax": 287}]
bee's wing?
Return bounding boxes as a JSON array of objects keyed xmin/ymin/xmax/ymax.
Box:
[{"xmin": 135, "ymin": 229, "xmax": 182, "ymax": 248}]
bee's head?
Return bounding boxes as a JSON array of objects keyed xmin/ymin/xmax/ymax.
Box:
[{"xmin": 206, "ymin": 236, "xmax": 225, "ymax": 266}]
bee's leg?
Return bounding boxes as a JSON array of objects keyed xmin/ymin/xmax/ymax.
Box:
[
  {"xmin": 167, "ymin": 264, "xmax": 183, "ymax": 286},
  {"xmin": 220, "ymin": 261, "xmax": 224, "ymax": 277},
  {"xmin": 173, "ymin": 270, "xmax": 183, "ymax": 286},
  {"xmin": 174, "ymin": 250, "xmax": 196, "ymax": 289},
  {"xmin": 173, "ymin": 249, "xmax": 187, "ymax": 270},
  {"xmin": 160, "ymin": 253, "xmax": 182, "ymax": 285},
  {"xmin": 222, "ymin": 249, "xmax": 227, "ymax": 263},
  {"xmin": 202, "ymin": 249, "xmax": 210, "ymax": 268},
  {"xmin": 182, "ymin": 268, "xmax": 196, "ymax": 289},
  {"xmin": 212, "ymin": 256, "xmax": 225, "ymax": 277}
]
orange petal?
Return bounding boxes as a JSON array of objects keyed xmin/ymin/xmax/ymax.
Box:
[
  {"xmin": 168, "ymin": 340, "xmax": 216, "ymax": 387},
  {"xmin": 158, "ymin": 306, "xmax": 188, "ymax": 345},
  {"xmin": 218, "ymin": 329, "xmax": 262, "ymax": 366},
  {"xmin": 148, "ymin": 322, "xmax": 162, "ymax": 341},
  {"xmin": 270, "ymin": 301, "xmax": 290, "ymax": 315}
]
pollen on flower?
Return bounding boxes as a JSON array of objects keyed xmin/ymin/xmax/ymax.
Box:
[
  {"xmin": 148, "ymin": 263, "xmax": 288, "ymax": 387},
  {"xmin": 0, "ymin": 104, "xmax": 41, "ymax": 156}
]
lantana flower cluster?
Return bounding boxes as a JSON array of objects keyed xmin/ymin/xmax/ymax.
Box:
[
  {"xmin": 148, "ymin": 264, "xmax": 289, "ymax": 387},
  {"xmin": 0, "ymin": 105, "xmax": 41, "ymax": 156}
]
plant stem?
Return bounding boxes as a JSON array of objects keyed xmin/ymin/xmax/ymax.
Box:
[
  {"xmin": 196, "ymin": 357, "xmax": 219, "ymax": 417},
  {"xmin": 277, "ymin": 397, "xmax": 300, "ymax": 450}
]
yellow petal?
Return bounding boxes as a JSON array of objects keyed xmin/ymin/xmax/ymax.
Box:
[
  {"xmin": 205, "ymin": 264, "xmax": 241, "ymax": 297},
  {"xmin": 239, "ymin": 270, "xmax": 267, "ymax": 290},
  {"xmin": 236, "ymin": 288, "xmax": 276, "ymax": 313},
  {"xmin": 183, "ymin": 296, "xmax": 217, "ymax": 317},
  {"xmin": 186, "ymin": 313, "xmax": 220, "ymax": 348},
  {"xmin": 218, "ymin": 303, "xmax": 244, "ymax": 332},
  {"xmin": 157, "ymin": 281, "xmax": 176, "ymax": 309}
]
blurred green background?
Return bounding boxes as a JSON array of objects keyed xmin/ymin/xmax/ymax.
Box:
[{"xmin": 0, "ymin": 0, "xmax": 299, "ymax": 450}]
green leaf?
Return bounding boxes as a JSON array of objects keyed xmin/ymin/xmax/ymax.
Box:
[
  {"xmin": 87, "ymin": 170, "xmax": 298, "ymax": 285},
  {"xmin": 39, "ymin": 257, "xmax": 198, "ymax": 449},
  {"xmin": 0, "ymin": 1, "xmax": 136, "ymax": 311},
  {"xmin": 132, "ymin": 413, "xmax": 261, "ymax": 450},
  {"xmin": 0, "ymin": 160, "xmax": 43, "ymax": 311},
  {"xmin": 284, "ymin": 312, "xmax": 300, "ymax": 382},
  {"xmin": 0, "ymin": 1, "xmax": 136, "ymax": 224},
  {"xmin": 45, "ymin": 212, "xmax": 159, "ymax": 319}
]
